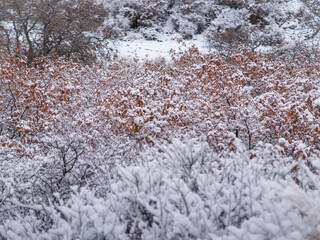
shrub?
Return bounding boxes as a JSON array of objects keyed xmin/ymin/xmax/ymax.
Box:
[{"xmin": 0, "ymin": 47, "xmax": 320, "ymax": 239}]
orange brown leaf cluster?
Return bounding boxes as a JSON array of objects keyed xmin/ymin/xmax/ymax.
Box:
[{"xmin": 1, "ymin": 48, "xmax": 319, "ymax": 169}]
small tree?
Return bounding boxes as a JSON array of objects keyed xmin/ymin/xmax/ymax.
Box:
[{"xmin": 0, "ymin": 0, "xmax": 108, "ymax": 63}]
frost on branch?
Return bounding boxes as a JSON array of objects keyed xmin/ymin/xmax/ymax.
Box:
[{"xmin": 0, "ymin": 48, "xmax": 320, "ymax": 239}]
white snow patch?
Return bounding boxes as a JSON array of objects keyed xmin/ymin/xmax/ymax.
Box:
[
  {"xmin": 314, "ymin": 97, "xmax": 320, "ymax": 106},
  {"xmin": 111, "ymin": 33, "xmax": 208, "ymax": 61}
]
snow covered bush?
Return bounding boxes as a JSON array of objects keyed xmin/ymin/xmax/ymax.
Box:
[
  {"xmin": 166, "ymin": 0, "xmax": 216, "ymax": 39},
  {"xmin": 1, "ymin": 46, "xmax": 320, "ymax": 239},
  {"xmin": 206, "ymin": 0, "xmax": 320, "ymax": 59},
  {"xmin": 1, "ymin": 137, "xmax": 319, "ymax": 239},
  {"xmin": 120, "ymin": 0, "xmax": 169, "ymax": 30}
]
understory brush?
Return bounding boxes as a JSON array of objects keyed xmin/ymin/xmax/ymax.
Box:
[{"xmin": 0, "ymin": 49, "xmax": 320, "ymax": 239}]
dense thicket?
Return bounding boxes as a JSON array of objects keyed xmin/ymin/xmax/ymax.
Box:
[
  {"xmin": 0, "ymin": 48, "xmax": 320, "ymax": 239},
  {"xmin": 1, "ymin": 1, "xmax": 320, "ymax": 239}
]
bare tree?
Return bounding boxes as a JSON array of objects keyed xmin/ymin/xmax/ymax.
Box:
[{"xmin": 0, "ymin": 0, "xmax": 108, "ymax": 63}]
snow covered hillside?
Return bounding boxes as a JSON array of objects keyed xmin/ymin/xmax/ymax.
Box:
[{"xmin": 1, "ymin": 0, "xmax": 320, "ymax": 239}]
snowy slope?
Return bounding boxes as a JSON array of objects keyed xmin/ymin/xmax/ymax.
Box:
[{"xmin": 112, "ymin": 33, "xmax": 208, "ymax": 60}]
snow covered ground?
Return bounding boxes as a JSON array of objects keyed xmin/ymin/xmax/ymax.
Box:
[{"xmin": 112, "ymin": 33, "xmax": 209, "ymax": 60}]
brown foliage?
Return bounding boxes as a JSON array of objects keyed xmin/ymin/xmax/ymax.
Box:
[{"xmin": 1, "ymin": 48, "xmax": 320, "ymax": 175}]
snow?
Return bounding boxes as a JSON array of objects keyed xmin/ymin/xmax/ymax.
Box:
[
  {"xmin": 304, "ymin": 109, "xmax": 314, "ymax": 122},
  {"xmin": 2, "ymin": 1, "xmax": 320, "ymax": 237},
  {"xmin": 111, "ymin": 33, "xmax": 208, "ymax": 61},
  {"xmin": 314, "ymin": 97, "xmax": 320, "ymax": 106}
]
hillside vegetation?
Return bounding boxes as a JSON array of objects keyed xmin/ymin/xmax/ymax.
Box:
[
  {"xmin": 1, "ymin": 0, "xmax": 320, "ymax": 239},
  {"xmin": 1, "ymin": 0, "xmax": 320, "ymax": 62},
  {"xmin": 0, "ymin": 47, "xmax": 320, "ymax": 239}
]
